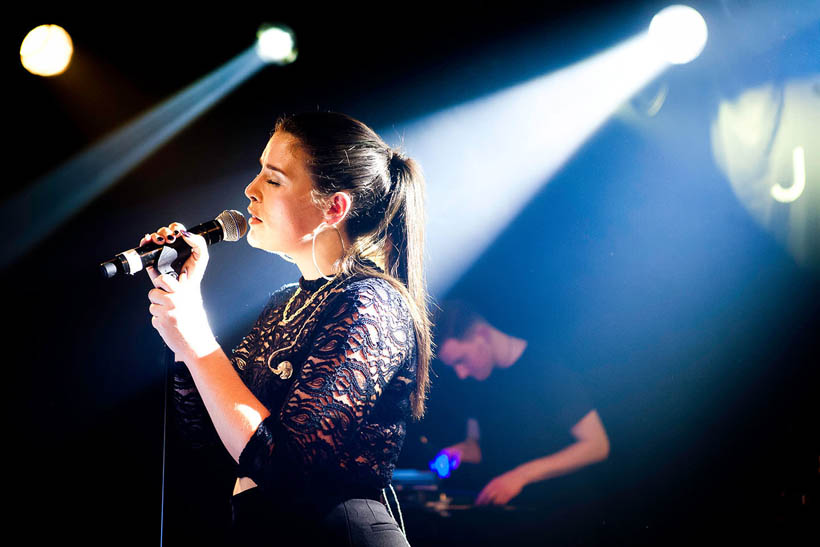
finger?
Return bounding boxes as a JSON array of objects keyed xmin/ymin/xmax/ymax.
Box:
[
  {"xmin": 151, "ymin": 231, "xmax": 166, "ymax": 245},
  {"xmin": 442, "ymin": 448, "xmax": 461, "ymax": 469},
  {"xmin": 150, "ymin": 272, "xmax": 180, "ymax": 293},
  {"xmin": 139, "ymin": 233, "xmax": 152, "ymax": 246},
  {"xmin": 148, "ymin": 288, "xmax": 173, "ymax": 306},
  {"xmin": 477, "ymin": 480, "xmax": 501, "ymax": 506},
  {"xmin": 486, "ymin": 490, "xmax": 500, "ymax": 505},
  {"xmin": 157, "ymin": 226, "xmax": 177, "ymax": 244},
  {"xmin": 149, "ymin": 302, "xmax": 167, "ymax": 317},
  {"xmin": 161, "ymin": 222, "xmax": 187, "ymax": 245},
  {"xmin": 179, "ymin": 230, "xmax": 209, "ymax": 283},
  {"xmin": 146, "ymin": 265, "xmax": 160, "ymax": 282},
  {"xmin": 180, "ymin": 230, "xmax": 208, "ymax": 257}
]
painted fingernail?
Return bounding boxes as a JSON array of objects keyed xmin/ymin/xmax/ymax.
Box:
[{"xmin": 180, "ymin": 230, "xmax": 192, "ymax": 237}]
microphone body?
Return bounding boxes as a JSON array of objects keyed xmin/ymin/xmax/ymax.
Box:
[{"xmin": 100, "ymin": 210, "xmax": 247, "ymax": 279}]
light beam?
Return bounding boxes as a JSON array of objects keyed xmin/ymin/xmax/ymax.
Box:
[
  {"xmin": 387, "ymin": 33, "xmax": 670, "ymax": 295},
  {"xmin": 3, "ymin": 44, "xmax": 270, "ymax": 269}
]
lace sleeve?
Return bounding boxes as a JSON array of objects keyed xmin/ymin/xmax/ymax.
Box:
[
  {"xmin": 236, "ymin": 278, "xmax": 415, "ymax": 494},
  {"xmin": 171, "ymin": 286, "xmax": 297, "ymax": 449},
  {"xmin": 171, "ymin": 362, "xmax": 219, "ymax": 449}
]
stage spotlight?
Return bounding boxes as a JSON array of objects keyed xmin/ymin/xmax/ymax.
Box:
[
  {"xmin": 3, "ymin": 22, "xmax": 298, "ymax": 269},
  {"xmin": 20, "ymin": 24, "xmax": 73, "ymax": 76},
  {"xmin": 2, "ymin": 44, "xmax": 268, "ymax": 269},
  {"xmin": 256, "ymin": 24, "xmax": 297, "ymax": 64},
  {"xmin": 648, "ymin": 5, "xmax": 708, "ymax": 64}
]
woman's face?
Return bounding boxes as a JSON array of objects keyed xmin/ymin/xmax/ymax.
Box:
[{"xmin": 244, "ymin": 131, "xmax": 326, "ymax": 256}]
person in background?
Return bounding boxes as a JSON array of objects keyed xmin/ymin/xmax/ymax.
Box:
[{"xmin": 434, "ymin": 301, "xmax": 609, "ymax": 508}]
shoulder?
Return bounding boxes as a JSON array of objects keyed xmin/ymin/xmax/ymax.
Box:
[
  {"xmin": 322, "ymin": 277, "xmax": 415, "ymax": 350},
  {"xmin": 514, "ymin": 343, "xmax": 588, "ymax": 393},
  {"xmin": 330, "ymin": 276, "xmax": 411, "ymax": 316},
  {"xmin": 270, "ymin": 282, "xmax": 299, "ymax": 305},
  {"xmin": 260, "ymin": 282, "xmax": 299, "ymax": 314}
]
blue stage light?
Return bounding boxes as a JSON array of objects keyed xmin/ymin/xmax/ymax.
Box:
[{"xmin": 429, "ymin": 452, "xmax": 454, "ymax": 479}]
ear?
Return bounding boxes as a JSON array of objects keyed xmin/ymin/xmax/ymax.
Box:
[{"xmin": 322, "ymin": 191, "xmax": 352, "ymax": 226}]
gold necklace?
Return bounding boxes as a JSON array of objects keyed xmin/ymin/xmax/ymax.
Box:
[
  {"xmin": 279, "ymin": 276, "xmax": 337, "ymax": 325},
  {"xmin": 265, "ymin": 276, "xmax": 340, "ymax": 379}
]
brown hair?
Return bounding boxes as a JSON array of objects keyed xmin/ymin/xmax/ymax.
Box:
[
  {"xmin": 274, "ymin": 111, "xmax": 432, "ymax": 419},
  {"xmin": 434, "ymin": 300, "xmax": 486, "ymax": 343}
]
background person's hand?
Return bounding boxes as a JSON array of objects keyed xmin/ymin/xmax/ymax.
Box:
[
  {"xmin": 443, "ymin": 438, "xmax": 482, "ymax": 467},
  {"xmin": 475, "ymin": 468, "xmax": 527, "ymax": 506}
]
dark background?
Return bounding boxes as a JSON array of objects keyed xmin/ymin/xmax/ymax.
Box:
[{"xmin": 7, "ymin": 1, "xmax": 818, "ymax": 544}]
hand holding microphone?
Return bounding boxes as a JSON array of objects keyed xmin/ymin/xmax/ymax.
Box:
[
  {"xmin": 100, "ymin": 210, "xmax": 247, "ymax": 362},
  {"xmin": 146, "ymin": 222, "xmax": 218, "ymax": 363},
  {"xmin": 140, "ymin": 222, "xmax": 208, "ymax": 285}
]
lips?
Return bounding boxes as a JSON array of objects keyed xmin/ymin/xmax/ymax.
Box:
[{"xmin": 248, "ymin": 209, "xmax": 262, "ymax": 223}]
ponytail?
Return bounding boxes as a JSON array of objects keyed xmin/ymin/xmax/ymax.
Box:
[
  {"xmin": 382, "ymin": 151, "xmax": 431, "ymax": 419},
  {"xmin": 274, "ymin": 112, "xmax": 432, "ymax": 419}
]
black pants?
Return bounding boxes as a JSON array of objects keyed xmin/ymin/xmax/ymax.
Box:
[{"xmin": 231, "ymin": 488, "xmax": 409, "ymax": 546}]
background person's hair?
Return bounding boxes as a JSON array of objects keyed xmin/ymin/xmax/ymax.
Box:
[
  {"xmin": 433, "ymin": 299, "xmax": 487, "ymax": 344},
  {"xmin": 274, "ymin": 111, "xmax": 432, "ymax": 418}
]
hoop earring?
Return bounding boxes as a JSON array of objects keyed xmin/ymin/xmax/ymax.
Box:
[{"xmin": 311, "ymin": 222, "xmax": 346, "ymax": 281}]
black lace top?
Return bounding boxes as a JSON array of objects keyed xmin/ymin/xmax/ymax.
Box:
[{"xmin": 172, "ymin": 271, "xmax": 417, "ymax": 506}]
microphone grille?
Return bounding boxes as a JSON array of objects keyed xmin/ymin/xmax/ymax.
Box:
[{"xmin": 217, "ymin": 210, "xmax": 248, "ymax": 242}]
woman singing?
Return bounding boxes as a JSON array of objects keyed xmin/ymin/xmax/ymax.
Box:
[{"xmin": 144, "ymin": 112, "xmax": 431, "ymax": 545}]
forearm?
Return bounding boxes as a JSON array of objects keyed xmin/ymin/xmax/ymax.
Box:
[
  {"xmin": 183, "ymin": 347, "xmax": 271, "ymax": 463},
  {"xmin": 171, "ymin": 364, "xmax": 221, "ymax": 449},
  {"xmin": 514, "ymin": 438, "xmax": 609, "ymax": 486}
]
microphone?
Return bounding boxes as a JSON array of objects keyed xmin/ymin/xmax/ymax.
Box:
[{"xmin": 99, "ymin": 210, "xmax": 248, "ymax": 279}]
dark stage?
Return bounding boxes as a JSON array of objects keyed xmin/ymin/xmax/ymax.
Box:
[{"xmin": 7, "ymin": 2, "xmax": 818, "ymax": 544}]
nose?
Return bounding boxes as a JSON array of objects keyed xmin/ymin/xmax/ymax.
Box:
[{"xmin": 245, "ymin": 176, "xmax": 261, "ymax": 202}]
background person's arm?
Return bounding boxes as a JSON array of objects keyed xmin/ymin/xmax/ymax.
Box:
[{"xmin": 475, "ymin": 409, "xmax": 609, "ymax": 505}]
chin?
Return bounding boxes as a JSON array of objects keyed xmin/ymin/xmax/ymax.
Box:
[
  {"xmin": 247, "ymin": 232, "xmax": 291, "ymax": 256},
  {"xmin": 246, "ymin": 231, "xmax": 261, "ymax": 249},
  {"xmin": 246, "ymin": 229, "xmax": 272, "ymax": 250}
]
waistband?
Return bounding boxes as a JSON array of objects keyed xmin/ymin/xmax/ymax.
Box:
[{"xmin": 231, "ymin": 482, "xmax": 384, "ymax": 512}]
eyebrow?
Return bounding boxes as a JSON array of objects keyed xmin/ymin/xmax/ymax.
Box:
[{"xmin": 259, "ymin": 158, "xmax": 289, "ymax": 178}]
